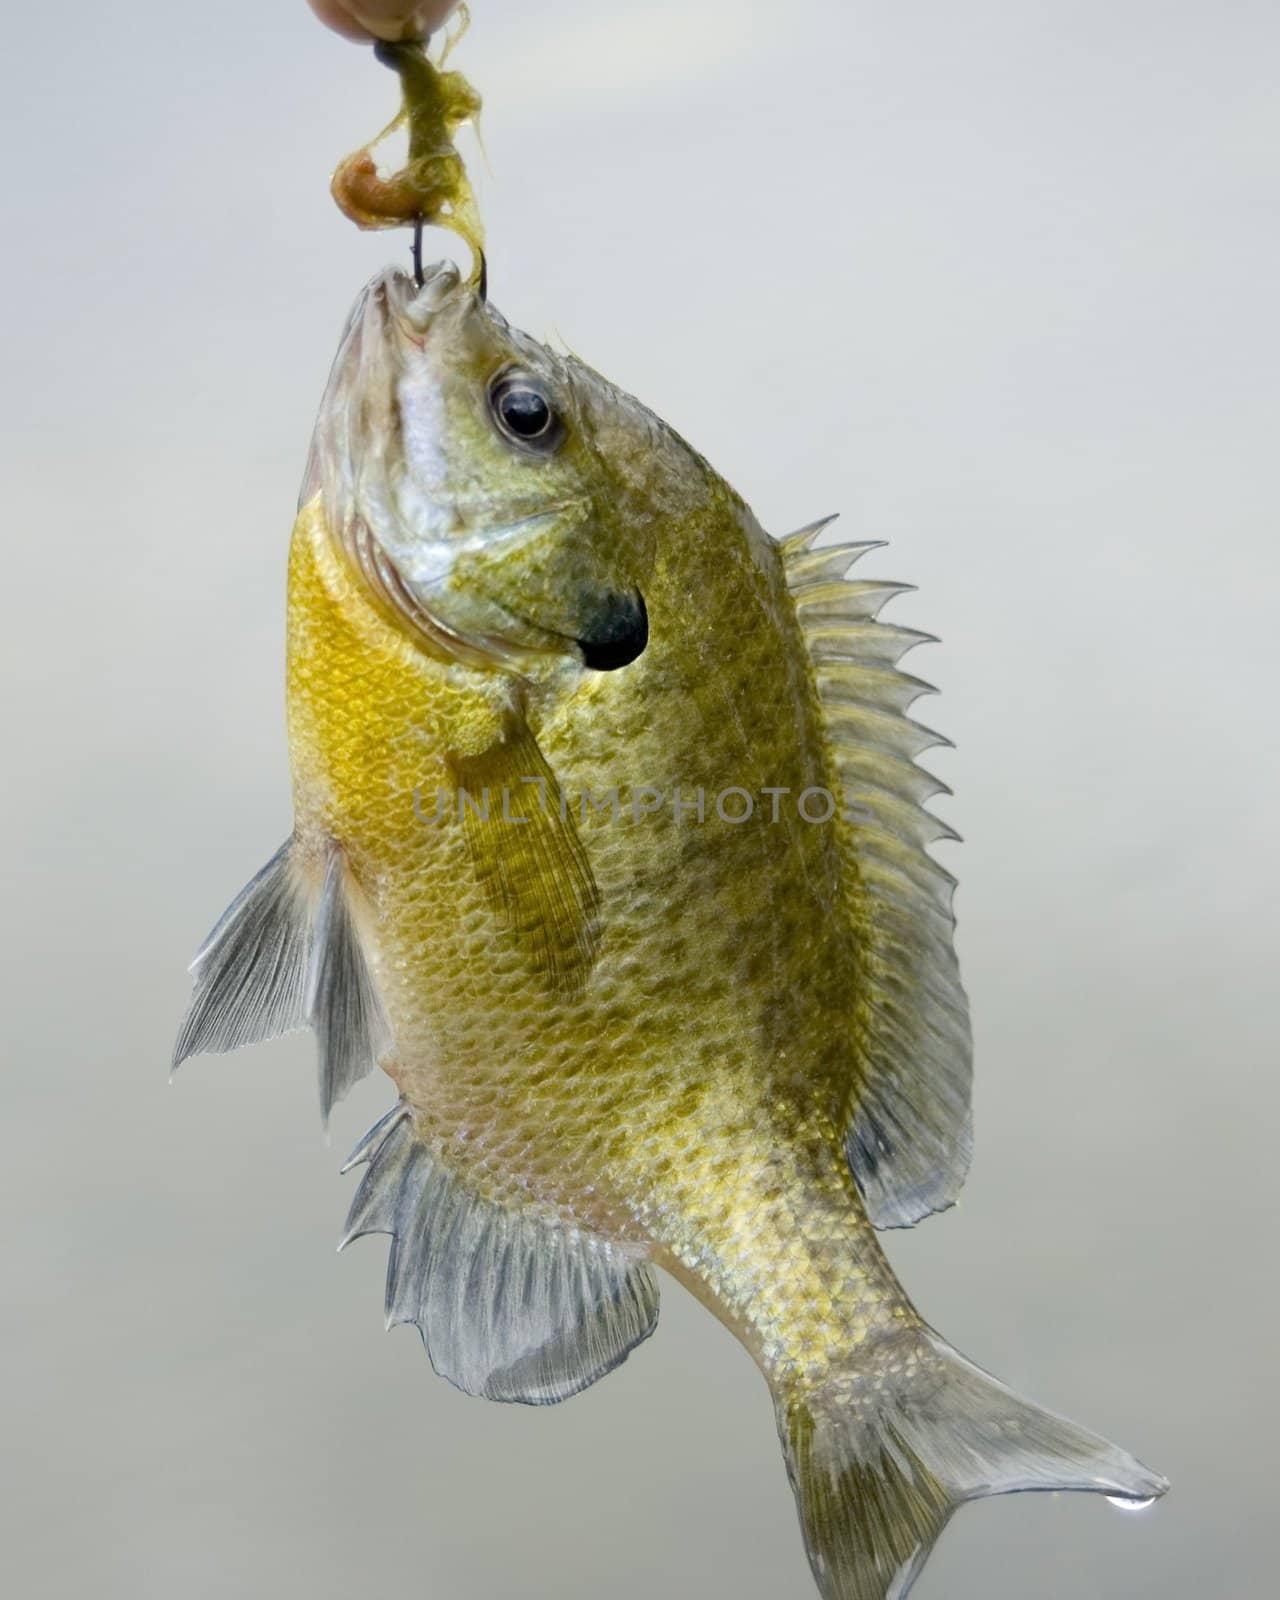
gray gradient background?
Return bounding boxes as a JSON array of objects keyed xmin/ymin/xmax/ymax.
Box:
[{"xmin": 2, "ymin": 2, "xmax": 1274, "ymax": 1596}]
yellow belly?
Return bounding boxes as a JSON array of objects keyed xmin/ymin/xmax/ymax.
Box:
[{"xmin": 286, "ymin": 495, "xmax": 907, "ymax": 1380}]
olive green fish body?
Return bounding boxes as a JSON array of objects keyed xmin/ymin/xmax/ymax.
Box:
[
  {"xmin": 288, "ymin": 460, "xmax": 899, "ymax": 1380},
  {"xmin": 179, "ymin": 263, "xmax": 1166, "ymax": 1600}
]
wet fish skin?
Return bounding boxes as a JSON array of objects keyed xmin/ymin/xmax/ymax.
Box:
[
  {"xmin": 180, "ymin": 260, "xmax": 1166, "ymax": 1600},
  {"xmin": 293, "ymin": 271, "xmax": 864, "ymax": 1291}
]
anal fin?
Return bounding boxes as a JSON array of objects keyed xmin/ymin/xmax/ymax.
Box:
[{"xmin": 341, "ymin": 1105, "xmax": 659, "ymax": 1404}]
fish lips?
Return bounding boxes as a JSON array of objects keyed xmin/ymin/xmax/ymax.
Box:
[
  {"xmin": 385, "ymin": 260, "xmax": 468, "ymax": 333},
  {"xmin": 331, "ymin": 267, "xmax": 651, "ymax": 675}
]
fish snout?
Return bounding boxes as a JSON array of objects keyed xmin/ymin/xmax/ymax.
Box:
[{"xmin": 379, "ymin": 260, "xmax": 469, "ymax": 338}]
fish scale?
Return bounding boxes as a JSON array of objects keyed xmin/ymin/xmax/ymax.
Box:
[{"xmin": 176, "ymin": 260, "xmax": 1167, "ymax": 1600}]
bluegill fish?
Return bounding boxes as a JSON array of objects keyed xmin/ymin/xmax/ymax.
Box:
[{"xmin": 174, "ymin": 262, "xmax": 1166, "ymax": 1600}]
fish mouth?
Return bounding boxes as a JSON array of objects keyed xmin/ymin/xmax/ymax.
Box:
[
  {"xmin": 313, "ymin": 263, "xmax": 562, "ymax": 673},
  {"xmin": 313, "ymin": 263, "xmax": 644, "ymax": 678},
  {"xmin": 380, "ymin": 259, "xmax": 471, "ymax": 339}
]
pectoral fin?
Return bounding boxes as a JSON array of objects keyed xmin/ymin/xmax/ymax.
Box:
[{"xmin": 451, "ymin": 721, "xmax": 601, "ymax": 995}]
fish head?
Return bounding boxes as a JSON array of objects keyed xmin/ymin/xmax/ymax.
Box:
[{"xmin": 306, "ymin": 262, "xmax": 709, "ymax": 678}]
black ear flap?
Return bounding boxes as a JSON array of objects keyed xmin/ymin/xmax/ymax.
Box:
[{"xmin": 577, "ymin": 591, "xmax": 648, "ymax": 671}]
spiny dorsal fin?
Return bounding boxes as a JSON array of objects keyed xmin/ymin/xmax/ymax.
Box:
[
  {"xmin": 341, "ymin": 1105, "xmax": 659, "ymax": 1404},
  {"xmin": 780, "ymin": 518, "xmax": 973, "ymax": 1229},
  {"xmin": 173, "ymin": 839, "xmax": 387, "ymax": 1124}
]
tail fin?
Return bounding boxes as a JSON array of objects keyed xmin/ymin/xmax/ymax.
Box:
[{"xmin": 776, "ymin": 1326, "xmax": 1167, "ymax": 1600}]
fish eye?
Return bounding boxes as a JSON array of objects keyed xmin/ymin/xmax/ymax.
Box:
[{"xmin": 488, "ymin": 370, "xmax": 563, "ymax": 453}]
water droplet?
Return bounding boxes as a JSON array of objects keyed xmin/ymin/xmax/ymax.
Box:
[{"xmin": 1106, "ymin": 1495, "xmax": 1156, "ymax": 1511}]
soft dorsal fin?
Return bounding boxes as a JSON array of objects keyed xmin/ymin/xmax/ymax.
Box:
[
  {"xmin": 172, "ymin": 839, "xmax": 388, "ymax": 1123},
  {"xmin": 781, "ymin": 518, "xmax": 973, "ymax": 1229},
  {"xmin": 341, "ymin": 1105, "xmax": 659, "ymax": 1404}
]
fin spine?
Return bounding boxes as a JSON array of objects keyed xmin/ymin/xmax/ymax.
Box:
[{"xmin": 779, "ymin": 525, "xmax": 972, "ymax": 1230}]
